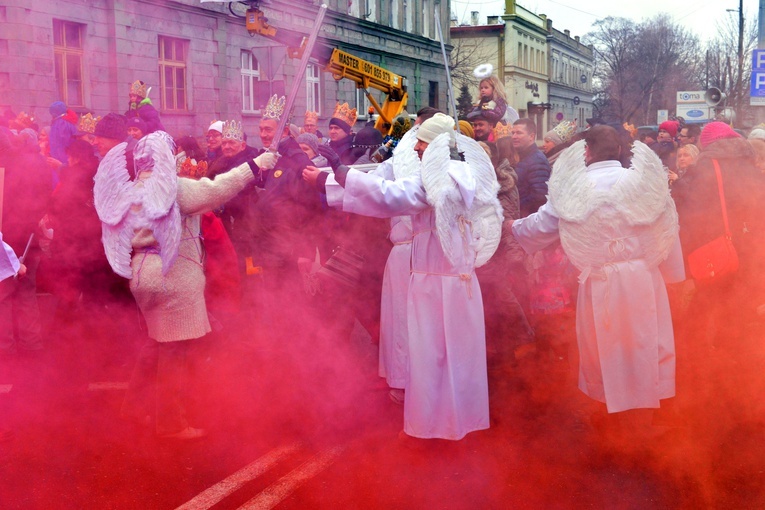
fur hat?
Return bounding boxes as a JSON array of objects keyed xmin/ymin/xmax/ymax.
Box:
[
  {"xmin": 94, "ymin": 113, "xmax": 127, "ymax": 140},
  {"xmin": 659, "ymin": 121, "xmax": 679, "ymax": 138},
  {"xmin": 353, "ymin": 125, "xmax": 383, "ymax": 148},
  {"xmin": 700, "ymin": 121, "xmax": 741, "ymax": 148},
  {"xmin": 416, "ymin": 113, "xmax": 455, "ymax": 144}
]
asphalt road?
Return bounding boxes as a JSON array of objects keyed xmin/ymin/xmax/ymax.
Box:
[{"xmin": 1, "ymin": 300, "xmax": 764, "ymax": 509}]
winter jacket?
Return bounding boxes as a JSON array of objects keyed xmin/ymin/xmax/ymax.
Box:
[{"xmin": 514, "ymin": 143, "xmax": 551, "ymax": 217}]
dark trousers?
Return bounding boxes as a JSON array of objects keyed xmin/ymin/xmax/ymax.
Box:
[{"xmin": 121, "ymin": 338, "xmax": 191, "ymax": 435}]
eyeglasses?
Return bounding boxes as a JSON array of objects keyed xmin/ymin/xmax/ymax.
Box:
[{"xmin": 677, "ymin": 134, "xmax": 690, "ymax": 138}]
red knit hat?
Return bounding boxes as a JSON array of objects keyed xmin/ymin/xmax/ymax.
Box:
[
  {"xmin": 699, "ymin": 121, "xmax": 741, "ymax": 148},
  {"xmin": 658, "ymin": 120, "xmax": 678, "ymax": 138}
]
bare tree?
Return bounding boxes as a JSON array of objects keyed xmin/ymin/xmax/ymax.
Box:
[
  {"xmin": 704, "ymin": 13, "xmax": 758, "ymax": 125},
  {"xmin": 586, "ymin": 15, "xmax": 704, "ymax": 125},
  {"xmin": 448, "ymin": 35, "xmax": 500, "ymax": 90}
]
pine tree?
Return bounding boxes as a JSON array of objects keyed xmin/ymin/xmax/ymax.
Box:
[{"xmin": 456, "ymin": 83, "xmax": 474, "ymax": 120}]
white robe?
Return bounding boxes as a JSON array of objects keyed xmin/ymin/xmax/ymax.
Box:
[
  {"xmin": 325, "ymin": 163, "xmax": 412, "ymax": 390},
  {"xmin": 341, "ymin": 166, "xmax": 490, "ymax": 439},
  {"xmin": 379, "ymin": 215, "xmax": 412, "ymax": 389},
  {"xmin": 512, "ymin": 160, "xmax": 685, "ymax": 413}
]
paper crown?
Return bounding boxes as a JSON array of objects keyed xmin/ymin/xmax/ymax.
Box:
[
  {"xmin": 553, "ymin": 120, "xmax": 577, "ymax": 144},
  {"xmin": 305, "ymin": 111, "xmax": 319, "ymax": 123},
  {"xmin": 9, "ymin": 112, "xmax": 35, "ymax": 131},
  {"xmin": 493, "ymin": 122, "xmax": 513, "ymax": 140},
  {"xmin": 622, "ymin": 122, "xmax": 637, "ymax": 140},
  {"xmin": 331, "ymin": 102, "xmax": 357, "ymax": 129},
  {"xmin": 222, "ymin": 120, "xmax": 244, "ymax": 142},
  {"xmin": 77, "ymin": 113, "xmax": 101, "ymax": 135},
  {"xmin": 264, "ymin": 95, "xmax": 286, "ymax": 120},
  {"xmin": 130, "ymin": 80, "xmax": 147, "ymax": 98}
]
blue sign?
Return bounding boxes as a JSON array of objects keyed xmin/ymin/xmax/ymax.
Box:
[
  {"xmin": 686, "ymin": 109, "xmax": 705, "ymax": 118},
  {"xmin": 751, "ymin": 50, "xmax": 765, "ymax": 98}
]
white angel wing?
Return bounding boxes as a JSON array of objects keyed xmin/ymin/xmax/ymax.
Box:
[
  {"xmin": 392, "ymin": 126, "xmax": 421, "ymax": 180},
  {"xmin": 133, "ymin": 131, "xmax": 178, "ymax": 220},
  {"xmin": 457, "ymin": 133, "xmax": 503, "ymax": 267},
  {"xmin": 100, "ymin": 221, "xmax": 134, "ymax": 279},
  {"xmin": 547, "ymin": 140, "xmax": 592, "ymax": 222},
  {"xmin": 94, "ymin": 142, "xmax": 133, "ymax": 226},
  {"xmin": 421, "ymin": 132, "xmax": 464, "ymax": 266},
  {"xmin": 619, "ymin": 141, "xmax": 674, "ymax": 225},
  {"xmin": 149, "ymin": 203, "xmax": 182, "ymax": 275}
]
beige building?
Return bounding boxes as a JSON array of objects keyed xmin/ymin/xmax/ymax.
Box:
[{"xmin": 451, "ymin": 0, "xmax": 593, "ymax": 138}]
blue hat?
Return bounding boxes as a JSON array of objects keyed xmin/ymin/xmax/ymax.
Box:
[{"xmin": 49, "ymin": 101, "xmax": 67, "ymax": 118}]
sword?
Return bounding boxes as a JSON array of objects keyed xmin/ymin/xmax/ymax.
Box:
[
  {"xmin": 434, "ymin": 9, "xmax": 460, "ymax": 134},
  {"xmin": 270, "ymin": 4, "xmax": 328, "ymax": 152},
  {"xmin": 13, "ymin": 233, "xmax": 33, "ymax": 280}
]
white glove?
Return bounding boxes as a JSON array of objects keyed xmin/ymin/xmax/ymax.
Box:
[{"xmin": 254, "ymin": 152, "xmax": 277, "ymax": 170}]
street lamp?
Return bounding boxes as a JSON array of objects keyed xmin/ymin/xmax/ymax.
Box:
[{"xmin": 727, "ymin": 0, "xmax": 744, "ymax": 122}]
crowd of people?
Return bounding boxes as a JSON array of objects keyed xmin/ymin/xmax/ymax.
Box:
[{"xmin": 1, "ymin": 73, "xmax": 764, "ymax": 446}]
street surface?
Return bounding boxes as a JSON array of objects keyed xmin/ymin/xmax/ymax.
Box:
[{"xmin": 1, "ymin": 297, "xmax": 764, "ymax": 509}]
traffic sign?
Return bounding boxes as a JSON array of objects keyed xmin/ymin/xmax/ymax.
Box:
[
  {"xmin": 573, "ymin": 96, "xmax": 580, "ymax": 105},
  {"xmin": 750, "ymin": 50, "xmax": 765, "ymax": 105}
]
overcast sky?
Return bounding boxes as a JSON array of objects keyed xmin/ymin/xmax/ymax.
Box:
[{"xmin": 451, "ymin": 0, "xmax": 760, "ymax": 42}]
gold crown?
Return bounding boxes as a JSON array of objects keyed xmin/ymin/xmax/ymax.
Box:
[
  {"xmin": 130, "ymin": 80, "xmax": 147, "ymax": 98},
  {"xmin": 331, "ymin": 102, "xmax": 357, "ymax": 129},
  {"xmin": 305, "ymin": 111, "xmax": 319, "ymax": 123},
  {"xmin": 493, "ymin": 122, "xmax": 513, "ymax": 140},
  {"xmin": 553, "ymin": 120, "xmax": 577, "ymax": 144},
  {"xmin": 622, "ymin": 122, "xmax": 637, "ymax": 140},
  {"xmin": 77, "ymin": 113, "xmax": 101, "ymax": 134},
  {"xmin": 222, "ymin": 120, "xmax": 244, "ymax": 142},
  {"xmin": 264, "ymin": 95, "xmax": 286, "ymax": 120},
  {"xmin": 9, "ymin": 112, "xmax": 35, "ymax": 131}
]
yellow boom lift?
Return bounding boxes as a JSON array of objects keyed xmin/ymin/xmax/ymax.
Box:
[{"xmin": 243, "ymin": 5, "xmax": 408, "ymax": 135}]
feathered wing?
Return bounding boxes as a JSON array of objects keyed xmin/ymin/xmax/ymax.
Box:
[
  {"xmin": 392, "ymin": 126, "xmax": 421, "ymax": 179},
  {"xmin": 619, "ymin": 141, "xmax": 673, "ymax": 225},
  {"xmin": 100, "ymin": 220, "xmax": 135, "ymax": 279},
  {"xmin": 132, "ymin": 132, "xmax": 181, "ymax": 275},
  {"xmin": 93, "ymin": 142, "xmax": 136, "ymax": 278},
  {"xmin": 421, "ymin": 132, "xmax": 464, "ymax": 266},
  {"xmin": 456, "ymin": 133, "xmax": 503, "ymax": 267},
  {"xmin": 149, "ymin": 203, "xmax": 182, "ymax": 275},
  {"xmin": 94, "ymin": 142, "xmax": 133, "ymax": 226},
  {"xmin": 133, "ymin": 132, "xmax": 177, "ymax": 220},
  {"xmin": 547, "ymin": 140, "xmax": 593, "ymax": 223}
]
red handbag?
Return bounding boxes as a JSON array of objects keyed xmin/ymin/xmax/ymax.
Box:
[{"xmin": 687, "ymin": 160, "xmax": 739, "ymax": 281}]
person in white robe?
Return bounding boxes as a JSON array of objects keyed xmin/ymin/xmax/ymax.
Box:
[
  {"xmin": 305, "ymin": 113, "xmax": 502, "ymax": 440},
  {"xmin": 512, "ymin": 125, "xmax": 685, "ymax": 417}
]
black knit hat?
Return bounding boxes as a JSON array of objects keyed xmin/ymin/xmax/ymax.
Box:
[
  {"xmin": 94, "ymin": 113, "xmax": 127, "ymax": 140},
  {"xmin": 126, "ymin": 116, "xmax": 148, "ymax": 135},
  {"xmin": 329, "ymin": 117, "xmax": 352, "ymax": 135}
]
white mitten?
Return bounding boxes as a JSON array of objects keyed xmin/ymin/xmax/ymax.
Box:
[{"xmin": 254, "ymin": 152, "xmax": 277, "ymax": 170}]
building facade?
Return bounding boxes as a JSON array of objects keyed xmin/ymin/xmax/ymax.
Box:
[
  {"xmin": 546, "ymin": 20, "xmax": 593, "ymax": 130},
  {"xmin": 450, "ymin": 0, "xmax": 594, "ymax": 138},
  {"xmin": 0, "ymin": 0, "xmax": 451, "ymax": 144}
]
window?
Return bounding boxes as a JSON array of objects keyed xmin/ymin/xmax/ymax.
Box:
[
  {"xmin": 158, "ymin": 36, "xmax": 188, "ymax": 112},
  {"xmin": 390, "ymin": 0, "xmax": 399, "ymax": 29},
  {"xmin": 368, "ymin": 0, "xmax": 377, "ymax": 22},
  {"xmin": 405, "ymin": 0, "xmax": 414, "ymax": 33},
  {"xmin": 241, "ymin": 51, "xmax": 260, "ymax": 113},
  {"xmin": 306, "ymin": 64, "xmax": 321, "ymax": 115},
  {"xmin": 356, "ymin": 87, "xmax": 371, "ymax": 120},
  {"xmin": 518, "ymin": 43, "xmax": 523, "ymax": 67},
  {"xmin": 53, "ymin": 20, "xmax": 84, "ymax": 107},
  {"xmin": 428, "ymin": 81, "xmax": 439, "ymax": 109},
  {"xmin": 423, "ymin": 0, "xmax": 431, "ymax": 39}
]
